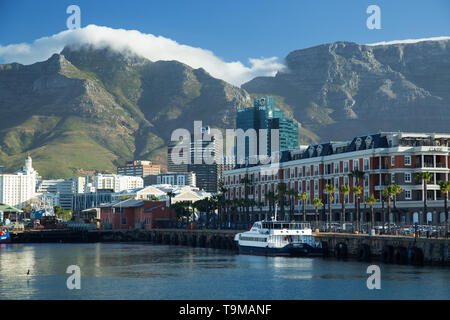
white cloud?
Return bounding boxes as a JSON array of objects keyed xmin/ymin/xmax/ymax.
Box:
[
  {"xmin": 0, "ymin": 25, "xmax": 284, "ymax": 86},
  {"xmin": 367, "ymin": 36, "xmax": 450, "ymax": 46}
]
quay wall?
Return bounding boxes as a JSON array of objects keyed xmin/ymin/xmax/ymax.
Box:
[
  {"xmin": 10, "ymin": 229, "xmax": 450, "ymax": 266},
  {"xmin": 315, "ymin": 233, "xmax": 450, "ymax": 266}
]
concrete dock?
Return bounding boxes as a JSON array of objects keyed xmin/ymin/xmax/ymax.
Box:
[{"xmin": 9, "ymin": 229, "xmax": 450, "ymax": 265}]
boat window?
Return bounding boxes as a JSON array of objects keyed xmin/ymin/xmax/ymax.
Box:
[{"xmin": 240, "ymin": 236, "xmax": 267, "ymax": 242}]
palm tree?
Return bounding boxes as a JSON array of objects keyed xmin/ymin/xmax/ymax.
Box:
[
  {"xmin": 339, "ymin": 185, "xmax": 350, "ymax": 224},
  {"xmin": 299, "ymin": 192, "xmax": 309, "ymax": 222},
  {"xmin": 417, "ymin": 171, "xmax": 433, "ymax": 225},
  {"xmin": 383, "ymin": 185, "xmax": 397, "ymax": 234},
  {"xmin": 381, "ymin": 188, "xmax": 389, "ymax": 233},
  {"xmin": 249, "ymin": 199, "xmax": 256, "ymax": 223},
  {"xmin": 286, "ymin": 189, "xmax": 297, "ymax": 221},
  {"xmin": 232, "ymin": 198, "xmax": 238, "ymax": 225},
  {"xmin": 391, "ymin": 184, "xmax": 404, "ymax": 225},
  {"xmin": 438, "ymin": 180, "xmax": 450, "ymax": 236},
  {"xmin": 257, "ymin": 201, "xmax": 264, "ymax": 221},
  {"xmin": 240, "ymin": 176, "xmax": 252, "ymax": 224},
  {"xmin": 265, "ymin": 191, "xmax": 276, "ymax": 220},
  {"xmin": 312, "ymin": 198, "xmax": 323, "ymax": 228},
  {"xmin": 277, "ymin": 183, "xmax": 287, "ymax": 220},
  {"xmin": 352, "ymin": 185, "xmax": 362, "ymax": 232},
  {"xmin": 325, "ymin": 184, "xmax": 336, "ymax": 231},
  {"xmin": 365, "ymin": 194, "xmax": 378, "ymax": 231},
  {"xmin": 349, "ymin": 169, "xmax": 365, "ymax": 232}
]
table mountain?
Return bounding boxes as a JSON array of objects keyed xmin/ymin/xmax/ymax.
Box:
[
  {"xmin": 0, "ymin": 46, "xmax": 250, "ymax": 178},
  {"xmin": 242, "ymin": 39, "xmax": 450, "ymax": 141}
]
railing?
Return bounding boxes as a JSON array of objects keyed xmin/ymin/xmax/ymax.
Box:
[{"xmin": 64, "ymin": 221, "xmax": 97, "ymax": 231}]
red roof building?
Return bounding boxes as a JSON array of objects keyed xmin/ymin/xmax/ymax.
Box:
[{"xmin": 100, "ymin": 199, "xmax": 175, "ymax": 230}]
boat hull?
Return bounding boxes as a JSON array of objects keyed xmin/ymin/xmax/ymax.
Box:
[
  {"xmin": 238, "ymin": 243, "xmax": 323, "ymax": 257},
  {"xmin": 0, "ymin": 230, "xmax": 11, "ymax": 243}
]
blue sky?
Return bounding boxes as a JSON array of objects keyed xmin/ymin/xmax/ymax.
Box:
[{"xmin": 0, "ymin": 0, "xmax": 449, "ymax": 85}]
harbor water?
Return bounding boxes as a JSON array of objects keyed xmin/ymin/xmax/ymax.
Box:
[{"xmin": 0, "ymin": 243, "xmax": 448, "ymax": 300}]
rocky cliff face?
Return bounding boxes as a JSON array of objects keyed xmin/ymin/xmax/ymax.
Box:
[
  {"xmin": 243, "ymin": 39, "xmax": 450, "ymax": 141},
  {"xmin": 0, "ymin": 46, "xmax": 250, "ymax": 178}
]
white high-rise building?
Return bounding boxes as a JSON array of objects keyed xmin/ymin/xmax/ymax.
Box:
[
  {"xmin": 0, "ymin": 156, "xmax": 38, "ymax": 209},
  {"xmin": 94, "ymin": 174, "xmax": 143, "ymax": 193}
]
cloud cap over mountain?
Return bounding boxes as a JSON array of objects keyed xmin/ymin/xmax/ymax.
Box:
[{"xmin": 0, "ymin": 24, "xmax": 284, "ymax": 86}]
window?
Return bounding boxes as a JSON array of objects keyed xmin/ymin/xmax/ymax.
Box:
[
  {"xmin": 121, "ymin": 217, "xmax": 127, "ymax": 225},
  {"xmin": 353, "ymin": 159, "xmax": 359, "ymax": 170},
  {"xmin": 306, "ymin": 181, "xmax": 310, "ymax": 192},
  {"xmin": 405, "ymin": 190, "xmax": 412, "ymax": 200},
  {"xmin": 404, "ymin": 156, "xmax": 411, "ymax": 166},
  {"xmin": 343, "ymin": 161, "xmax": 349, "ymax": 173},
  {"xmin": 364, "ymin": 159, "xmax": 370, "ymax": 171},
  {"xmin": 405, "ymin": 173, "xmax": 411, "ymax": 183},
  {"xmin": 314, "ymin": 166, "xmax": 319, "ymax": 176},
  {"xmin": 314, "ymin": 180, "xmax": 318, "ymax": 191},
  {"xmin": 334, "ymin": 163, "xmax": 339, "ymax": 174},
  {"xmin": 391, "ymin": 173, "xmax": 395, "ymax": 184},
  {"xmin": 391, "ymin": 156, "xmax": 395, "ymax": 167}
]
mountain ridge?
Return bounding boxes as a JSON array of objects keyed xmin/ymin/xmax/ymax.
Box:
[
  {"xmin": 243, "ymin": 39, "xmax": 450, "ymax": 141},
  {"xmin": 0, "ymin": 45, "xmax": 252, "ymax": 178}
]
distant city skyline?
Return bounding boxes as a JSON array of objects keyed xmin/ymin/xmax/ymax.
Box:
[{"xmin": 1, "ymin": 0, "xmax": 449, "ymax": 85}]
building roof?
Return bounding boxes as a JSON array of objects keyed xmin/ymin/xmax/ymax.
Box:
[
  {"xmin": 0, "ymin": 203, "xmax": 22, "ymax": 212},
  {"xmin": 99, "ymin": 199, "xmax": 144, "ymax": 208},
  {"xmin": 112, "ymin": 199, "xmax": 144, "ymax": 208}
]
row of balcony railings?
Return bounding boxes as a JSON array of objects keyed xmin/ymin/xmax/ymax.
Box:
[{"xmin": 230, "ymin": 166, "xmax": 448, "ymax": 186}]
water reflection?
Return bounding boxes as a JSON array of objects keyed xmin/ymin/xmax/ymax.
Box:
[{"xmin": 0, "ymin": 243, "xmax": 449, "ymax": 300}]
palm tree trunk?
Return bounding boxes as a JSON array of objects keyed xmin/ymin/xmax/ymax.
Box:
[
  {"xmin": 387, "ymin": 198, "xmax": 391, "ymax": 234},
  {"xmin": 371, "ymin": 205, "xmax": 374, "ymax": 231},
  {"xmin": 342, "ymin": 201, "xmax": 346, "ymax": 224},
  {"xmin": 329, "ymin": 194, "xmax": 332, "ymax": 232},
  {"xmin": 303, "ymin": 200, "xmax": 306, "ymax": 222},
  {"xmin": 424, "ymin": 183, "xmax": 428, "ymax": 225},
  {"xmin": 355, "ymin": 196, "xmax": 359, "ymax": 232},
  {"xmin": 445, "ymin": 192, "xmax": 448, "ymax": 237}
]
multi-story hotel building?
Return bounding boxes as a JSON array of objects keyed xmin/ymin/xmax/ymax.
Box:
[
  {"xmin": 117, "ymin": 160, "xmax": 161, "ymax": 178},
  {"xmin": 223, "ymin": 132, "xmax": 450, "ymax": 225},
  {"xmin": 0, "ymin": 156, "xmax": 38, "ymax": 209}
]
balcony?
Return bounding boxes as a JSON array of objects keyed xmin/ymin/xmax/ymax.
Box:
[{"xmin": 416, "ymin": 162, "xmax": 447, "ymax": 169}]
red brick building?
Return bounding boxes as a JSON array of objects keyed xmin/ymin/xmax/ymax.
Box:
[
  {"xmin": 100, "ymin": 199, "xmax": 175, "ymax": 230},
  {"xmin": 224, "ymin": 132, "xmax": 450, "ymax": 225}
]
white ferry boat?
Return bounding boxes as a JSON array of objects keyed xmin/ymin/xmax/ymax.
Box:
[{"xmin": 234, "ymin": 220, "xmax": 323, "ymax": 257}]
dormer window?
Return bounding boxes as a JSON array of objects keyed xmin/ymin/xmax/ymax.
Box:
[
  {"xmin": 317, "ymin": 145, "xmax": 323, "ymax": 156},
  {"xmin": 355, "ymin": 138, "xmax": 362, "ymax": 150},
  {"xmin": 365, "ymin": 136, "xmax": 372, "ymax": 148}
]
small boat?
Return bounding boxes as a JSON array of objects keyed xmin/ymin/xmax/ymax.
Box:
[
  {"xmin": 234, "ymin": 220, "xmax": 323, "ymax": 257},
  {"xmin": 0, "ymin": 228, "xmax": 11, "ymax": 243}
]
